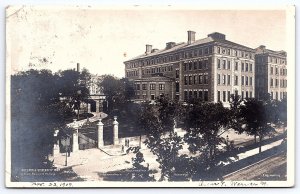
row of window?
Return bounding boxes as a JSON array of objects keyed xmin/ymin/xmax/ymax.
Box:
[
  {"xmin": 217, "ymin": 47, "xmax": 254, "ymax": 59},
  {"xmin": 217, "ymin": 60, "xmax": 253, "ymax": 72},
  {"xmin": 217, "ymin": 90, "xmax": 253, "ymax": 102},
  {"xmin": 127, "ymin": 65, "xmax": 175, "ymax": 77},
  {"xmin": 126, "ymin": 50, "xmax": 285, "ymax": 71},
  {"xmin": 184, "ymin": 74, "xmax": 209, "ymax": 85},
  {"xmin": 217, "ymin": 74, "xmax": 253, "ymax": 86},
  {"xmin": 269, "ymin": 57, "xmax": 286, "ymax": 65},
  {"xmin": 183, "ymin": 59, "xmax": 209, "ymax": 71},
  {"xmin": 126, "ymin": 46, "xmax": 213, "ymax": 69},
  {"xmin": 126, "ymin": 70, "xmax": 139, "ymax": 77},
  {"xmin": 135, "ymin": 83, "xmax": 165, "ymax": 91},
  {"xmin": 270, "ymin": 91, "xmax": 287, "ymax": 100},
  {"xmin": 256, "ymin": 56, "xmax": 286, "ymax": 65},
  {"xmin": 270, "ymin": 79, "xmax": 287, "ymax": 88},
  {"xmin": 136, "ymin": 94, "xmax": 165, "ymax": 101},
  {"xmin": 126, "ymin": 46, "xmax": 255, "ymax": 69},
  {"xmin": 183, "ymin": 46, "xmax": 213, "ymax": 59},
  {"xmin": 270, "ymin": 66, "xmax": 287, "ymax": 76},
  {"xmin": 184, "ymin": 90, "xmax": 209, "ymax": 101},
  {"xmin": 142, "ymin": 65, "xmax": 173, "ymax": 75}
]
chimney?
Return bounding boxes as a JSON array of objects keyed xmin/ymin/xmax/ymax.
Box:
[
  {"xmin": 145, "ymin": 44, "xmax": 152, "ymax": 55},
  {"xmin": 166, "ymin": 42, "xmax": 176, "ymax": 49},
  {"xmin": 77, "ymin": 63, "xmax": 80, "ymax": 72},
  {"xmin": 187, "ymin": 30, "xmax": 196, "ymax": 44}
]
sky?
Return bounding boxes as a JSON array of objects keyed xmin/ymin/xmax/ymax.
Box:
[{"xmin": 6, "ymin": 6, "xmax": 287, "ymax": 78}]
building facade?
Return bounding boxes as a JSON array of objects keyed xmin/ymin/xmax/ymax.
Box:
[
  {"xmin": 255, "ymin": 45, "xmax": 287, "ymax": 100},
  {"xmin": 124, "ymin": 31, "xmax": 256, "ymax": 107},
  {"xmin": 88, "ymin": 74, "xmax": 101, "ymax": 95}
]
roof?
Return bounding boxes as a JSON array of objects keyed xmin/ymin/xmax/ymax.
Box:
[
  {"xmin": 125, "ymin": 34, "xmax": 255, "ymax": 62},
  {"xmin": 126, "ymin": 42, "xmax": 187, "ymax": 61},
  {"xmin": 255, "ymin": 47, "xmax": 287, "ymax": 57},
  {"xmin": 215, "ymin": 39, "xmax": 254, "ymax": 51}
]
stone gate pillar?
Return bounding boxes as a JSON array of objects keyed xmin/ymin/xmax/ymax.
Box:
[
  {"xmin": 97, "ymin": 119, "xmax": 104, "ymax": 148},
  {"xmin": 87, "ymin": 103, "xmax": 91, "ymax": 113},
  {"xmin": 95, "ymin": 100, "xmax": 100, "ymax": 113},
  {"xmin": 72, "ymin": 119, "xmax": 79, "ymax": 152},
  {"xmin": 53, "ymin": 129, "xmax": 60, "ymax": 156},
  {"xmin": 113, "ymin": 116, "xmax": 119, "ymax": 145}
]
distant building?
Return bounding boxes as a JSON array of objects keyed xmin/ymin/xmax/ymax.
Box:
[
  {"xmin": 124, "ymin": 31, "xmax": 256, "ymax": 106},
  {"xmin": 255, "ymin": 45, "xmax": 287, "ymax": 100},
  {"xmin": 87, "ymin": 74, "xmax": 106, "ymax": 112},
  {"xmin": 88, "ymin": 74, "xmax": 101, "ymax": 95}
]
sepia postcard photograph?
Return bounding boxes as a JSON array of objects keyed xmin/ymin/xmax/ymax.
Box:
[{"xmin": 5, "ymin": 5, "xmax": 295, "ymax": 188}]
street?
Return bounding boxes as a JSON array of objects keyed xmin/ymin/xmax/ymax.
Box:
[{"xmin": 223, "ymin": 152, "xmax": 287, "ymax": 181}]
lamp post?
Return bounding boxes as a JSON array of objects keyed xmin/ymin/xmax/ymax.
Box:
[{"xmin": 61, "ymin": 135, "xmax": 70, "ymax": 166}]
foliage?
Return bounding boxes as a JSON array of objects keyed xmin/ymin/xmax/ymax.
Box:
[
  {"xmin": 56, "ymin": 68, "xmax": 91, "ymax": 111},
  {"xmin": 228, "ymin": 94, "xmax": 244, "ymax": 133},
  {"xmin": 138, "ymin": 96, "xmax": 185, "ymax": 181},
  {"xmin": 138, "ymin": 102, "xmax": 162, "ymax": 136},
  {"xmin": 10, "ymin": 68, "xmax": 91, "ymax": 180},
  {"xmin": 126, "ymin": 146, "xmax": 154, "ymax": 181},
  {"xmin": 183, "ymin": 102, "xmax": 230, "ymax": 159},
  {"xmin": 238, "ymin": 98, "xmax": 276, "ymax": 152},
  {"xmin": 274, "ymin": 97, "xmax": 287, "ymax": 128},
  {"xmin": 98, "ymin": 75, "xmax": 134, "ymax": 112},
  {"xmin": 145, "ymin": 133, "xmax": 183, "ymax": 181}
]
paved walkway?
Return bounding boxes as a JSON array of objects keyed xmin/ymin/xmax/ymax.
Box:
[
  {"xmin": 66, "ymin": 112, "xmax": 108, "ymax": 128},
  {"xmin": 51, "ymin": 124, "xmax": 286, "ymax": 181}
]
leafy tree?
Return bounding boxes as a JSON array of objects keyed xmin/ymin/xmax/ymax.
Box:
[
  {"xmin": 10, "ymin": 68, "xmax": 91, "ymax": 181},
  {"xmin": 56, "ymin": 68, "xmax": 91, "ymax": 113},
  {"xmin": 138, "ymin": 97, "xmax": 184, "ymax": 181},
  {"xmin": 155, "ymin": 95, "xmax": 178, "ymax": 133},
  {"xmin": 127, "ymin": 147, "xmax": 154, "ymax": 181},
  {"xmin": 183, "ymin": 102, "xmax": 230, "ymax": 167},
  {"xmin": 139, "ymin": 102, "xmax": 162, "ymax": 137},
  {"xmin": 120, "ymin": 77, "xmax": 135, "ymax": 101},
  {"xmin": 11, "ymin": 70, "xmax": 64, "ymax": 180},
  {"xmin": 239, "ymin": 98, "xmax": 276, "ymax": 152},
  {"xmin": 149, "ymin": 133, "xmax": 183, "ymax": 181},
  {"xmin": 278, "ymin": 97, "xmax": 287, "ymax": 127},
  {"xmin": 229, "ymin": 94, "xmax": 246, "ymax": 134},
  {"xmin": 99, "ymin": 75, "xmax": 134, "ymax": 113},
  {"xmin": 274, "ymin": 97, "xmax": 287, "ymax": 128}
]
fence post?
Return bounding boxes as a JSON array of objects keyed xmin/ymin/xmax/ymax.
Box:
[
  {"xmin": 72, "ymin": 120, "xmax": 79, "ymax": 152},
  {"xmin": 53, "ymin": 129, "xmax": 60, "ymax": 156},
  {"xmin": 97, "ymin": 119, "xmax": 104, "ymax": 148},
  {"xmin": 113, "ymin": 116, "xmax": 119, "ymax": 145}
]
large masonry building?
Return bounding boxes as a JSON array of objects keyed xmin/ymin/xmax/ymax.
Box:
[
  {"xmin": 124, "ymin": 31, "xmax": 256, "ymax": 107},
  {"xmin": 255, "ymin": 45, "xmax": 287, "ymax": 101}
]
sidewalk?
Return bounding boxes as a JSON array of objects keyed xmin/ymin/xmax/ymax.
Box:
[{"xmin": 51, "ymin": 125, "xmax": 286, "ymax": 181}]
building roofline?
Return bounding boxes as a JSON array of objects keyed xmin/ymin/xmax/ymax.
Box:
[
  {"xmin": 255, "ymin": 46, "xmax": 287, "ymax": 57},
  {"xmin": 124, "ymin": 33, "xmax": 255, "ymax": 63}
]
